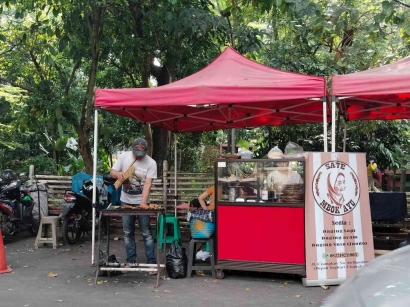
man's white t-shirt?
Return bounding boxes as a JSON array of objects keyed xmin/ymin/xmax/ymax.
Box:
[{"xmin": 112, "ymin": 151, "xmax": 157, "ymax": 205}]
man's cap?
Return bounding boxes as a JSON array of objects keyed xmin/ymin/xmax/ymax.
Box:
[{"xmin": 132, "ymin": 138, "xmax": 147, "ymax": 157}]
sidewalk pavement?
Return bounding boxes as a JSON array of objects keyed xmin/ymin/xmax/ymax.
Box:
[{"xmin": 1, "ymin": 231, "xmax": 334, "ymax": 307}]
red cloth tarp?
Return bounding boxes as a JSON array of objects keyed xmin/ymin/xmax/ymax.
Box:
[
  {"xmin": 95, "ymin": 47, "xmax": 328, "ymax": 132},
  {"xmin": 332, "ymin": 56, "xmax": 410, "ymax": 121}
]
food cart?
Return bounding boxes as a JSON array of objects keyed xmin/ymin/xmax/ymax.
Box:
[
  {"xmin": 214, "ymin": 157, "xmax": 306, "ymax": 278},
  {"xmin": 214, "ymin": 152, "xmax": 375, "ymax": 286}
]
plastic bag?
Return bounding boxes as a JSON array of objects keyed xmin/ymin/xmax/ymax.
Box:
[
  {"xmin": 196, "ymin": 250, "xmax": 210, "ymax": 261},
  {"xmin": 284, "ymin": 142, "xmax": 304, "ymax": 157},
  {"xmin": 187, "ymin": 209, "xmax": 215, "ymax": 222},
  {"xmin": 267, "ymin": 146, "xmax": 284, "ymax": 159},
  {"xmin": 166, "ymin": 240, "xmax": 188, "ymax": 279}
]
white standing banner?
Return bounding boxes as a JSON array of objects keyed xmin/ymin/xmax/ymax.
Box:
[{"xmin": 303, "ymin": 152, "xmax": 375, "ymax": 286}]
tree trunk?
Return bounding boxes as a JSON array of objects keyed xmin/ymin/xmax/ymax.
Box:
[
  {"xmin": 80, "ymin": 6, "xmax": 105, "ymax": 174},
  {"xmin": 400, "ymin": 169, "xmax": 406, "ymax": 192},
  {"xmin": 152, "ymin": 127, "xmax": 170, "ymax": 174}
]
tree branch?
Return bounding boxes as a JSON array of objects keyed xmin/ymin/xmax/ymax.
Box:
[
  {"xmin": 110, "ymin": 60, "xmax": 138, "ymax": 87},
  {"xmin": 0, "ymin": 76, "xmax": 34, "ymax": 92},
  {"xmin": 29, "ymin": 50, "xmax": 45, "ymax": 81},
  {"xmin": 54, "ymin": 62, "xmax": 67, "ymax": 91},
  {"xmin": 66, "ymin": 60, "xmax": 81, "ymax": 96},
  {"xmin": 392, "ymin": 0, "xmax": 410, "ymax": 9}
]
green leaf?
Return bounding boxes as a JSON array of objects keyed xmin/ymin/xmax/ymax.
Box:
[
  {"xmin": 55, "ymin": 137, "xmax": 68, "ymax": 151},
  {"xmin": 58, "ymin": 36, "xmax": 71, "ymax": 52},
  {"xmin": 49, "ymin": 45, "xmax": 57, "ymax": 56},
  {"xmin": 276, "ymin": 0, "xmax": 283, "ymax": 6},
  {"xmin": 238, "ymin": 139, "xmax": 249, "ymax": 150},
  {"xmin": 57, "ymin": 122, "xmax": 63, "ymax": 137},
  {"xmin": 56, "ymin": 108, "xmax": 63, "ymax": 120},
  {"xmin": 0, "ymin": 34, "xmax": 6, "ymax": 42},
  {"xmin": 45, "ymin": 54, "xmax": 54, "ymax": 65},
  {"xmin": 0, "ymin": 101, "xmax": 10, "ymax": 114}
]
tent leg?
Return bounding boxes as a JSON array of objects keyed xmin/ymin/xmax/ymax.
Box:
[
  {"xmin": 323, "ymin": 96, "xmax": 328, "ymax": 152},
  {"xmin": 343, "ymin": 120, "xmax": 347, "ymax": 152},
  {"xmin": 331, "ymin": 96, "xmax": 336, "ymax": 153},
  {"xmin": 174, "ymin": 134, "xmax": 177, "ymax": 218},
  {"xmin": 91, "ymin": 108, "xmax": 99, "ymax": 266},
  {"xmin": 231, "ymin": 128, "xmax": 236, "ymax": 154}
]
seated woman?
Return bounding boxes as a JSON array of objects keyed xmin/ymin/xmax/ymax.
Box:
[{"xmin": 197, "ymin": 186, "xmax": 215, "ymax": 210}]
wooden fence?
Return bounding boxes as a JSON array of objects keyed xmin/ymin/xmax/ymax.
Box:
[{"xmin": 32, "ymin": 170, "xmax": 214, "ymax": 237}]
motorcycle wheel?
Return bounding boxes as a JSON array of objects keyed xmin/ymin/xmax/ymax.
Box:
[
  {"xmin": 63, "ymin": 215, "xmax": 83, "ymax": 245},
  {"xmin": 28, "ymin": 216, "xmax": 39, "ymax": 236}
]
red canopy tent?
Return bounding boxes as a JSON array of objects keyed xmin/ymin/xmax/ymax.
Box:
[
  {"xmin": 95, "ymin": 47, "xmax": 329, "ymax": 133},
  {"xmin": 90, "ymin": 47, "xmax": 329, "ymax": 265},
  {"xmin": 331, "ymin": 56, "xmax": 410, "ymax": 151}
]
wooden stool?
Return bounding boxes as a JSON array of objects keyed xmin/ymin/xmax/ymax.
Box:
[
  {"xmin": 187, "ymin": 237, "xmax": 215, "ymax": 278},
  {"xmin": 34, "ymin": 216, "xmax": 59, "ymax": 249}
]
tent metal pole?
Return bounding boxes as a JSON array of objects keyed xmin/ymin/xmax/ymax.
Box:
[
  {"xmin": 231, "ymin": 128, "xmax": 235, "ymax": 154},
  {"xmin": 331, "ymin": 96, "xmax": 336, "ymax": 152},
  {"xmin": 91, "ymin": 108, "xmax": 99, "ymax": 266},
  {"xmin": 323, "ymin": 96, "xmax": 328, "ymax": 152},
  {"xmin": 174, "ymin": 133, "xmax": 177, "ymax": 217},
  {"xmin": 343, "ymin": 120, "xmax": 347, "ymax": 152}
]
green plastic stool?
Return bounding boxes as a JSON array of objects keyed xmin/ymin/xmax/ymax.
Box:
[{"xmin": 155, "ymin": 214, "xmax": 182, "ymax": 249}]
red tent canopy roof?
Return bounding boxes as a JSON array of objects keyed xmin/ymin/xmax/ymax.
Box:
[
  {"xmin": 95, "ymin": 47, "xmax": 328, "ymax": 132},
  {"xmin": 332, "ymin": 56, "xmax": 410, "ymax": 121}
]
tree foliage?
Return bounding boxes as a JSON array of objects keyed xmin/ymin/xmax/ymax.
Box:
[{"xmin": 0, "ymin": 0, "xmax": 409, "ymax": 175}]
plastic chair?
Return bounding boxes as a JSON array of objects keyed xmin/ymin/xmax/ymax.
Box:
[
  {"xmin": 155, "ymin": 214, "xmax": 182, "ymax": 249},
  {"xmin": 34, "ymin": 216, "xmax": 59, "ymax": 249}
]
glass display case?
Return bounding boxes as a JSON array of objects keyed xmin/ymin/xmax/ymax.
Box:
[{"xmin": 215, "ymin": 158, "xmax": 305, "ymax": 206}]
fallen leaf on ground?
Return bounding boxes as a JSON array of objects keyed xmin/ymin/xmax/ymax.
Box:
[
  {"xmin": 66, "ymin": 280, "xmax": 70, "ymax": 283},
  {"xmin": 114, "ymin": 237, "xmax": 119, "ymax": 241},
  {"xmin": 245, "ymin": 288, "xmax": 250, "ymax": 291},
  {"xmin": 115, "ymin": 292, "xmax": 120, "ymax": 295},
  {"xmin": 54, "ymin": 300, "xmax": 63, "ymax": 302},
  {"xmin": 213, "ymin": 279, "xmax": 218, "ymax": 283},
  {"xmin": 321, "ymin": 285, "xmax": 330, "ymax": 290},
  {"xmin": 295, "ymin": 295, "xmax": 301, "ymax": 298},
  {"xmin": 283, "ymin": 282, "xmax": 288, "ymax": 285},
  {"xmin": 47, "ymin": 272, "xmax": 58, "ymax": 277},
  {"xmin": 270, "ymin": 280, "xmax": 275, "ymax": 282},
  {"xmin": 164, "ymin": 290, "xmax": 170, "ymax": 293},
  {"xmin": 153, "ymin": 289, "xmax": 159, "ymax": 292},
  {"xmin": 155, "ymin": 295, "xmax": 161, "ymax": 298},
  {"xmin": 168, "ymin": 300, "xmax": 176, "ymax": 303},
  {"xmin": 23, "ymin": 265, "xmax": 28, "ymax": 268},
  {"xmin": 96, "ymin": 280, "xmax": 103, "ymax": 285}
]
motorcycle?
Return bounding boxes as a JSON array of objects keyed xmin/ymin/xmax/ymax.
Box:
[
  {"xmin": 59, "ymin": 173, "xmax": 114, "ymax": 245},
  {"xmin": 0, "ymin": 175, "xmax": 39, "ymax": 238}
]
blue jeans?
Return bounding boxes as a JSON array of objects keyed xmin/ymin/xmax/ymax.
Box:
[{"xmin": 121, "ymin": 203, "xmax": 156, "ymax": 264}]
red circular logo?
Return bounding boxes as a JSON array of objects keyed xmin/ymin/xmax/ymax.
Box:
[{"xmin": 312, "ymin": 160, "xmax": 360, "ymax": 216}]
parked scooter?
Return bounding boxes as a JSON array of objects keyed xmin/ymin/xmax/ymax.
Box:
[
  {"xmin": 0, "ymin": 169, "xmax": 39, "ymax": 238},
  {"xmin": 59, "ymin": 173, "xmax": 114, "ymax": 245}
]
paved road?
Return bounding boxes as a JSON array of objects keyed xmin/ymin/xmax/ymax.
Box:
[{"xmin": 1, "ymin": 232, "xmax": 335, "ymax": 307}]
